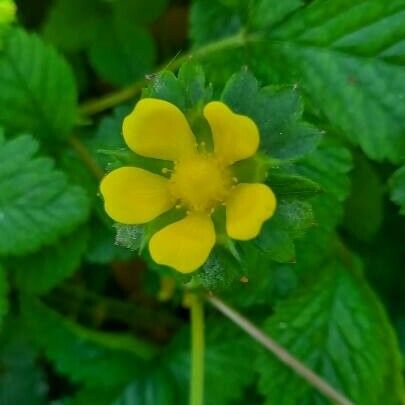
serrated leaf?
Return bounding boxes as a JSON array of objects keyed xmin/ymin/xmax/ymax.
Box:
[
  {"xmin": 197, "ymin": 247, "xmax": 243, "ymax": 291},
  {"xmin": 21, "ymin": 296, "xmax": 157, "ymax": 388},
  {"xmin": 190, "ymin": 0, "xmax": 242, "ymax": 48},
  {"xmin": 250, "ymin": 0, "xmax": 304, "ymax": 29},
  {"xmin": 0, "ymin": 135, "xmax": 89, "ymax": 256},
  {"xmin": 389, "ymin": 165, "xmax": 405, "ymax": 215},
  {"xmin": 12, "ymin": 226, "xmax": 89, "ymax": 294},
  {"xmin": 191, "ymin": 0, "xmax": 405, "ymax": 162},
  {"xmin": 177, "ymin": 61, "xmax": 213, "ymax": 110},
  {"xmin": 267, "ymin": 170, "xmax": 322, "ymax": 198},
  {"xmin": 221, "ymin": 70, "xmax": 321, "ymax": 160},
  {"xmin": 89, "ymin": 17, "xmax": 155, "ymax": 86},
  {"xmin": 143, "ymin": 71, "xmax": 186, "ymax": 111},
  {"xmin": 297, "ymin": 139, "xmax": 353, "ymax": 230},
  {"xmin": 257, "ymin": 259, "xmax": 404, "ymax": 405},
  {"xmin": 112, "ymin": 369, "xmax": 176, "ymax": 405},
  {"xmin": 255, "ymin": 197, "xmax": 314, "ymax": 262},
  {"xmin": 262, "ymin": 0, "xmax": 405, "ymax": 162},
  {"xmin": 42, "ymin": 0, "xmax": 107, "ymax": 51},
  {"xmin": 0, "ymin": 28, "xmax": 77, "ymax": 139}
]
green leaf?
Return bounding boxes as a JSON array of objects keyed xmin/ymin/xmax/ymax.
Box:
[
  {"xmin": 42, "ymin": 0, "xmax": 107, "ymax": 51},
  {"xmin": 190, "ymin": 0, "xmax": 242, "ymax": 47},
  {"xmin": 261, "ymin": 0, "xmax": 405, "ymax": 162},
  {"xmin": 255, "ymin": 197, "xmax": 314, "ymax": 262},
  {"xmin": 257, "ymin": 259, "xmax": 404, "ymax": 405},
  {"xmin": 0, "ymin": 319, "xmax": 48, "ymax": 405},
  {"xmin": 221, "ymin": 70, "xmax": 321, "ymax": 160},
  {"xmin": 178, "ymin": 61, "xmax": 213, "ymax": 111},
  {"xmin": 343, "ymin": 154, "xmax": 384, "ymax": 241},
  {"xmin": 191, "ymin": 0, "xmax": 405, "ymax": 162},
  {"xmin": 164, "ymin": 320, "xmax": 255, "ymax": 405},
  {"xmin": 297, "ymin": 138, "xmax": 353, "ymax": 230},
  {"xmin": 267, "ymin": 170, "xmax": 322, "ymax": 198},
  {"xmin": 112, "ymin": 369, "xmax": 176, "ymax": 405},
  {"xmin": 143, "ymin": 71, "xmax": 186, "ymax": 111},
  {"xmin": 0, "ymin": 28, "xmax": 78, "ymax": 139},
  {"xmin": 0, "ymin": 134, "xmax": 89, "ymax": 256},
  {"xmin": 21, "ymin": 295, "xmax": 157, "ymax": 388},
  {"xmin": 89, "ymin": 16, "xmax": 155, "ymax": 86},
  {"xmin": 389, "ymin": 165, "xmax": 405, "ymax": 215},
  {"xmin": 12, "ymin": 226, "xmax": 89, "ymax": 294},
  {"xmin": 197, "ymin": 247, "xmax": 243, "ymax": 291},
  {"xmin": 250, "ymin": 0, "xmax": 304, "ymax": 29}
]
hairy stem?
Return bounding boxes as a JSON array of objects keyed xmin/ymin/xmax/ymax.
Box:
[
  {"xmin": 207, "ymin": 295, "xmax": 354, "ymax": 405},
  {"xmin": 189, "ymin": 293, "xmax": 205, "ymax": 405},
  {"xmin": 80, "ymin": 32, "xmax": 258, "ymax": 116}
]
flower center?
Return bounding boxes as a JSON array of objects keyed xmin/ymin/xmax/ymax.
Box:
[{"xmin": 169, "ymin": 153, "xmax": 233, "ymax": 212}]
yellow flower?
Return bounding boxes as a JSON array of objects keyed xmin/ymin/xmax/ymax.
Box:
[{"xmin": 100, "ymin": 98, "xmax": 276, "ymax": 273}]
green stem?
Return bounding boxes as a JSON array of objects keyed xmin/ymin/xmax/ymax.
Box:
[
  {"xmin": 189, "ymin": 293, "xmax": 205, "ymax": 405},
  {"xmin": 207, "ymin": 295, "xmax": 354, "ymax": 405},
  {"xmin": 80, "ymin": 32, "xmax": 260, "ymax": 116}
]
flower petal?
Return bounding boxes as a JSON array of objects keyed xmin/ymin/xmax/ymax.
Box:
[
  {"xmin": 123, "ymin": 98, "xmax": 196, "ymax": 160},
  {"xmin": 100, "ymin": 167, "xmax": 174, "ymax": 224},
  {"xmin": 149, "ymin": 213, "xmax": 215, "ymax": 273},
  {"xmin": 226, "ymin": 183, "xmax": 276, "ymax": 240},
  {"xmin": 203, "ymin": 101, "xmax": 259, "ymax": 164}
]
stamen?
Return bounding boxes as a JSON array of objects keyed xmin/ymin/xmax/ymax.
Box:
[
  {"xmin": 162, "ymin": 167, "xmax": 172, "ymax": 174},
  {"xmin": 175, "ymin": 204, "xmax": 182, "ymax": 209},
  {"xmin": 232, "ymin": 177, "xmax": 238, "ymax": 183}
]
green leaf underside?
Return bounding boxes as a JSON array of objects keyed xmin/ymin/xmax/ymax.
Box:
[
  {"xmin": 0, "ymin": 28, "xmax": 77, "ymax": 139},
  {"xmin": 191, "ymin": 0, "xmax": 405, "ymax": 162},
  {"xmin": 0, "ymin": 134, "xmax": 89, "ymax": 255},
  {"xmin": 257, "ymin": 260, "xmax": 403, "ymax": 405}
]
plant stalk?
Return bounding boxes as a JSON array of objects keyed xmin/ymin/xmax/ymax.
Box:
[
  {"xmin": 80, "ymin": 32, "xmax": 259, "ymax": 116},
  {"xmin": 189, "ymin": 293, "xmax": 205, "ymax": 405},
  {"xmin": 207, "ymin": 295, "xmax": 354, "ymax": 405}
]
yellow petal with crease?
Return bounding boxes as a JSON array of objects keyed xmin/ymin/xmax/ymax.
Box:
[
  {"xmin": 123, "ymin": 98, "xmax": 196, "ymax": 160},
  {"xmin": 203, "ymin": 101, "xmax": 259, "ymax": 164},
  {"xmin": 226, "ymin": 183, "xmax": 276, "ymax": 240},
  {"xmin": 149, "ymin": 213, "xmax": 215, "ymax": 273},
  {"xmin": 100, "ymin": 167, "xmax": 173, "ymax": 224}
]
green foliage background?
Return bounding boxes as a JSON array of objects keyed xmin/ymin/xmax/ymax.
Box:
[{"xmin": 0, "ymin": 0, "xmax": 404, "ymax": 404}]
